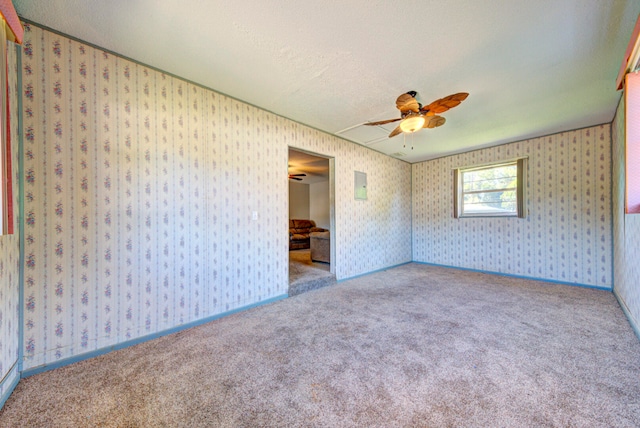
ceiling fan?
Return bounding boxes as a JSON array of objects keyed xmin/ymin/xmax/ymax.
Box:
[
  {"xmin": 366, "ymin": 91, "xmax": 469, "ymax": 138},
  {"xmin": 288, "ymin": 173, "xmax": 306, "ymax": 181}
]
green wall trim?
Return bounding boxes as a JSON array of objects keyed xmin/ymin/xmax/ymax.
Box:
[{"xmin": 16, "ymin": 41, "xmax": 24, "ymax": 374}]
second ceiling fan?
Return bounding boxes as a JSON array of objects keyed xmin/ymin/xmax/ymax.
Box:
[
  {"xmin": 288, "ymin": 173, "xmax": 306, "ymax": 181},
  {"xmin": 366, "ymin": 91, "xmax": 469, "ymax": 138}
]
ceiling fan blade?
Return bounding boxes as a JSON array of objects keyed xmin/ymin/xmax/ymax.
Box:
[
  {"xmin": 424, "ymin": 115, "xmax": 446, "ymax": 129},
  {"xmin": 395, "ymin": 93, "xmax": 420, "ymax": 113},
  {"xmin": 289, "ymin": 176, "xmax": 303, "ymax": 181},
  {"xmin": 421, "ymin": 92, "xmax": 469, "ymax": 114},
  {"xmin": 289, "ymin": 173, "xmax": 306, "ymax": 177},
  {"xmin": 388, "ymin": 125, "xmax": 403, "ymax": 138},
  {"xmin": 365, "ymin": 118, "xmax": 401, "ymax": 126}
]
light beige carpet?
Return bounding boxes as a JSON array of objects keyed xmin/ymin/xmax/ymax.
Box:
[{"xmin": 2, "ymin": 263, "xmax": 640, "ymax": 427}]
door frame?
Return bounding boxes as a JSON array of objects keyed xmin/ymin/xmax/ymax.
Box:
[{"xmin": 288, "ymin": 147, "xmax": 335, "ymax": 275}]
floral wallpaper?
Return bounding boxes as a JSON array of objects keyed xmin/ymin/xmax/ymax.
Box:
[
  {"xmin": 412, "ymin": 124, "xmax": 613, "ymax": 288},
  {"xmin": 19, "ymin": 24, "xmax": 412, "ymax": 370},
  {"xmin": 612, "ymin": 95, "xmax": 640, "ymax": 332},
  {"xmin": 0, "ymin": 42, "xmax": 21, "ymax": 402}
]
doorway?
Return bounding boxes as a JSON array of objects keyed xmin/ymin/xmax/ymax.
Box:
[{"xmin": 288, "ymin": 148, "xmax": 336, "ymax": 295}]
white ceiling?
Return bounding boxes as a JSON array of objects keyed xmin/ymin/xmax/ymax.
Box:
[{"xmin": 14, "ymin": 0, "xmax": 640, "ymax": 163}]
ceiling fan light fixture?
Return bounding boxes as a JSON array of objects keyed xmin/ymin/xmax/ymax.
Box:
[{"xmin": 400, "ymin": 115, "xmax": 425, "ymax": 133}]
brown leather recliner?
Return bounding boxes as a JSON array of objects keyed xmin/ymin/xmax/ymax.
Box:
[{"xmin": 289, "ymin": 219, "xmax": 327, "ymax": 250}]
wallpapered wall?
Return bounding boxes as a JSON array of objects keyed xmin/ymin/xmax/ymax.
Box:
[
  {"xmin": 0, "ymin": 43, "xmax": 21, "ymax": 403},
  {"xmin": 19, "ymin": 24, "xmax": 412, "ymax": 370},
  {"xmin": 612, "ymin": 96, "xmax": 640, "ymax": 332},
  {"xmin": 412, "ymin": 124, "xmax": 612, "ymax": 288}
]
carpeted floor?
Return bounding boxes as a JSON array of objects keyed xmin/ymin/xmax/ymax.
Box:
[
  {"xmin": 289, "ymin": 249, "xmax": 335, "ymax": 296},
  {"xmin": 2, "ymin": 263, "xmax": 640, "ymax": 427}
]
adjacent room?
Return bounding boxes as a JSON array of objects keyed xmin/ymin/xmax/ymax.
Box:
[
  {"xmin": 1, "ymin": 0, "xmax": 640, "ymax": 426},
  {"xmin": 288, "ymin": 148, "xmax": 336, "ymax": 296}
]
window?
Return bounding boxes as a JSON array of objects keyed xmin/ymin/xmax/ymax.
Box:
[
  {"xmin": 0, "ymin": 16, "xmax": 16, "ymax": 235},
  {"xmin": 625, "ymin": 72, "xmax": 640, "ymax": 214},
  {"xmin": 454, "ymin": 158, "xmax": 527, "ymax": 218},
  {"xmin": 616, "ymin": 13, "xmax": 640, "ymax": 213}
]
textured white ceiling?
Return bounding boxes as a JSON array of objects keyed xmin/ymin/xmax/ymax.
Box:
[{"xmin": 13, "ymin": 0, "xmax": 640, "ymax": 163}]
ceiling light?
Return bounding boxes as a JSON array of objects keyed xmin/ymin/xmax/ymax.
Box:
[{"xmin": 399, "ymin": 115, "xmax": 425, "ymax": 133}]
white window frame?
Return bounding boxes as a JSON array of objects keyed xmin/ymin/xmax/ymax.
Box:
[{"xmin": 454, "ymin": 158, "xmax": 527, "ymax": 219}]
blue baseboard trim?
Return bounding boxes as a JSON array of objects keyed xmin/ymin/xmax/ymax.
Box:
[
  {"xmin": 412, "ymin": 261, "xmax": 612, "ymax": 291},
  {"xmin": 613, "ymin": 290, "xmax": 640, "ymax": 341},
  {"xmin": 21, "ymin": 293, "xmax": 288, "ymax": 378},
  {"xmin": 0, "ymin": 364, "xmax": 20, "ymax": 410},
  {"xmin": 337, "ymin": 261, "xmax": 412, "ymax": 282}
]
